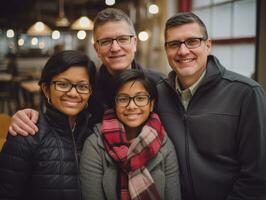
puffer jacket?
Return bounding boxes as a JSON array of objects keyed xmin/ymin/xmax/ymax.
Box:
[
  {"xmin": 156, "ymin": 55, "xmax": 266, "ymax": 200},
  {"xmin": 0, "ymin": 105, "xmax": 92, "ymax": 200}
]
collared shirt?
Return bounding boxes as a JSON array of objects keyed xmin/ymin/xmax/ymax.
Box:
[{"xmin": 176, "ymin": 70, "xmax": 206, "ymax": 110}]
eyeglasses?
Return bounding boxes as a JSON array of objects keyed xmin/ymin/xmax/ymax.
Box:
[
  {"xmin": 115, "ymin": 94, "xmax": 151, "ymax": 107},
  {"xmin": 96, "ymin": 35, "xmax": 134, "ymax": 48},
  {"xmin": 51, "ymin": 81, "xmax": 91, "ymax": 94},
  {"xmin": 165, "ymin": 37, "xmax": 207, "ymax": 49}
]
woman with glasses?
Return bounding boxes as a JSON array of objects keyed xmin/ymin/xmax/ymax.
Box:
[
  {"xmin": 80, "ymin": 69, "xmax": 181, "ymax": 200},
  {"xmin": 0, "ymin": 50, "xmax": 96, "ymax": 200}
]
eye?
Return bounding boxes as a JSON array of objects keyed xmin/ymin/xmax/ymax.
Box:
[
  {"xmin": 166, "ymin": 41, "xmax": 180, "ymax": 48},
  {"xmin": 56, "ymin": 81, "xmax": 70, "ymax": 88},
  {"xmin": 116, "ymin": 96, "xmax": 129, "ymax": 103},
  {"xmin": 135, "ymin": 95, "xmax": 148, "ymax": 102},
  {"xmin": 186, "ymin": 38, "xmax": 200, "ymax": 46},
  {"xmin": 117, "ymin": 36, "xmax": 130, "ymax": 44},
  {"xmin": 77, "ymin": 84, "xmax": 90, "ymax": 91},
  {"xmin": 99, "ymin": 39, "xmax": 112, "ymax": 46}
]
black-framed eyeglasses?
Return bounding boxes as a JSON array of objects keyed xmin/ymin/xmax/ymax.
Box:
[
  {"xmin": 96, "ymin": 35, "xmax": 134, "ymax": 48},
  {"xmin": 165, "ymin": 37, "xmax": 207, "ymax": 49},
  {"xmin": 115, "ymin": 94, "xmax": 151, "ymax": 107},
  {"xmin": 51, "ymin": 81, "xmax": 91, "ymax": 94}
]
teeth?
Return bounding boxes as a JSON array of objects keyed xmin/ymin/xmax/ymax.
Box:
[{"xmin": 177, "ymin": 58, "xmax": 193, "ymax": 63}]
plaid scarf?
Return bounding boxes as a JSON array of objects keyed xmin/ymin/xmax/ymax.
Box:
[{"xmin": 101, "ymin": 109, "xmax": 165, "ymax": 200}]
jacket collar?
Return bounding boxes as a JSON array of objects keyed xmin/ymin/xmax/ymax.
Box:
[{"xmin": 44, "ymin": 104, "xmax": 91, "ymax": 136}]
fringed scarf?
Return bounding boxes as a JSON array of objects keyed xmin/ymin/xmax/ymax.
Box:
[{"xmin": 101, "ymin": 109, "xmax": 165, "ymax": 200}]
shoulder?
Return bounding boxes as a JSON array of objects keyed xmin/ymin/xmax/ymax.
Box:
[{"xmin": 143, "ymin": 68, "xmax": 166, "ymax": 83}]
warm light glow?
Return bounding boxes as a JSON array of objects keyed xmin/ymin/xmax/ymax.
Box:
[
  {"xmin": 138, "ymin": 31, "xmax": 149, "ymax": 41},
  {"xmin": 77, "ymin": 30, "xmax": 86, "ymax": 40},
  {"xmin": 71, "ymin": 16, "xmax": 93, "ymax": 30},
  {"xmin": 31, "ymin": 37, "xmax": 38, "ymax": 45},
  {"xmin": 148, "ymin": 4, "xmax": 159, "ymax": 14},
  {"xmin": 52, "ymin": 30, "xmax": 61, "ymax": 39},
  {"xmin": 18, "ymin": 38, "xmax": 25, "ymax": 46},
  {"xmin": 39, "ymin": 41, "xmax": 45, "ymax": 49},
  {"xmin": 6, "ymin": 29, "xmax": 15, "ymax": 38},
  {"xmin": 27, "ymin": 21, "xmax": 51, "ymax": 36},
  {"xmin": 105, "ymin": 0, "xmax": 115, "ymax": 6}
]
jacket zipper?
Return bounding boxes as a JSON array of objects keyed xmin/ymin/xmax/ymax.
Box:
[{"xmin": 71, "ymin": 127, "xmax": 82, "ymax": 200}]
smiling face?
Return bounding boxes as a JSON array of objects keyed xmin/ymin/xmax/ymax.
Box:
[
  {"xmin": 115, "ymin": 80, "xmax": 154, "ymax": 139},
  {"xmin": 42, "ymin": 66, "xmax": 91, "ymax": 119},
  {"xmin": 94, "ymin": 21, "xmax": 137, "ymax": 75},
  {"xmin": 165, "ymin": 22, "xmax": 211, "ymax": 88}
]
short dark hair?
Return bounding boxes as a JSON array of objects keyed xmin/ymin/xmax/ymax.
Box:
[
  {"xmin": 113, "ymin": 69, "xmax": 158, "ymax": 107},
  {"xmin": 39, "ymin": 50, "xmax": 96, "ymax": 101},
  {"xmin": 93, "ymin": 8, "xmax": 136, "ymax": 40},
  {"xmin": 165, "ymin": 12, "xmax": 208, "ymax": 39}
]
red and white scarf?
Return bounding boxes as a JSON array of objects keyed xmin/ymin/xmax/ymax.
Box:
[{"xmin": 101, "ymin": 109, "xmax": 165, "ymax": 200}]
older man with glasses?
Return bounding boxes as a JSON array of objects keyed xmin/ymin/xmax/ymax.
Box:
[{"xmin": 8, "ymin": 8, "xmax": 164, "ymax": 135}]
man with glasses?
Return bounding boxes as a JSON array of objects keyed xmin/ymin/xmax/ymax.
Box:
[
  {"xmin": 156, "ymin": 12, "xmax": 266, "ymax": 200},
  {"xmin": 8, "ymin": 8, "xmax": 164, "ymax": 135}
]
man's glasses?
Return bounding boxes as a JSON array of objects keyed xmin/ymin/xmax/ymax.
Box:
[
  {"xmin": 96, "ymin": 35, "xmax": 134, "ymax": 48},
  {"xmin": 165, "ymin": 37, "xmax": 207, "ymax": 49},
  {"xmin": 115, "ymin": 94, "xmax": 150, "ymax": 107},
  {"xmin": 51, "ymin": 81, "xmax": 91, "ymax": 94}
]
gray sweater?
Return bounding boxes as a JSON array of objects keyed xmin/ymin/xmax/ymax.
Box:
[{"xmin": 80, "ymin": 124, "xmax": 181, "ymax": 200}]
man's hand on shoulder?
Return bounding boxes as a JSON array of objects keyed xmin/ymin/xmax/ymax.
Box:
[{"xmin": 9, "ymin": 108, "xmax": 39, "ymax": 136}]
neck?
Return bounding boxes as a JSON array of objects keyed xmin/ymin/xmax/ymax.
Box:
[
  {"xmin": 68, "ymin": 116, "xmax": 76, "ymax": 130},
  {"xmin": 125, "ymin": 126, "xmax": 141, "ymax": 141},
  {"xmin": 178, "ymin": 68, "xmax": 205, "ymax": 90}
]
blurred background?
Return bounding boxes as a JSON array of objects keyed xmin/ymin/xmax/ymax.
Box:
[{"xmin": 0, "ymin": 0, "xmax": 265, "ymax": 115}]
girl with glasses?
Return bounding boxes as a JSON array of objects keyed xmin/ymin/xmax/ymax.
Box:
[
  {"xmin": 80, "ymin": 69, "xmax": 181, "ymax": 200},
  {"xmin": 0, "ymin": 50, "xmax": 96, "ymax": 200}
]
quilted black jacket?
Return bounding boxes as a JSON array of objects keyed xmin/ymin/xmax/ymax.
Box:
[{"xmin": 0, "ymin": 105, "xmax": 92, "ymax": 200}]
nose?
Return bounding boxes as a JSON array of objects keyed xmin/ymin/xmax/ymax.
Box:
[
  {"xmin": 110, "ymin": 39, "xmax": 121, "ymax": 51},
  {"xmin": 126, "ymin": 98, "xmax": 138, "ymax": 109},
  {"xmin": 177, "ymin": 43, "xmax": 190, "ymax": 55},
  {"xmin": 66, "ymin": 86, "xmax": 79, "ymax": 96}
]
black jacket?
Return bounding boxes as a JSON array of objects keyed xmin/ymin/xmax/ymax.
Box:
[
  {"xmin": 156, "ymin": 55, "xmax": 266, "ymax": 200},
  {"xmin": 0, "ymin": 105, "xmax": 92, "ymax": 200},
  {"xmin": 90, "ymin": 60, "xmax": 165, "ymax": 121}
]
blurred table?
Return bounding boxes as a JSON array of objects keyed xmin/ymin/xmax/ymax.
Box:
[
  {"xmin": 20, "ymin": 80, "xmax": 42, "ymax": 109},
  {"xmin": 0, "ymin": 73, "xmax": 12, "ymax": 81}
]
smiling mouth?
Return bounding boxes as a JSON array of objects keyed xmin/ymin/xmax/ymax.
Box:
[
  {"xmin": 109, "ymin": 55, "xmax": 125, "ymax": 59},
  {"xmin": 176, "ymin": 58, "xmax": 194, "ymax": 63},
  {"xmin": 125, "ymin": 113, "xmax": 140, "ymax": 120},
  {"xmin": 62, "ymin": 100, "xmax": 81, "ymax": 107}
]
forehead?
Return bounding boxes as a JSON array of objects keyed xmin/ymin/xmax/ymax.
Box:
[
  {"xmin": 166, "ymin": 22, "xmax": 203, "ymax": 41},
  {"xmin": 117, "ymin": 80, "xmax": 147, "ymax": 94},
  {"xmin": 94, "ymin": 21, "xmax": 132, "ymax": 39},
  {"xmin": 53, "ymin": 66, "xmax": 89, "ymax": 81}
]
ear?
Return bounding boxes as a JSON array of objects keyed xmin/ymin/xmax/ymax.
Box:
[
  {"xmin": 41, "ymin": 83, "xmax": 50, "ymax": 100},
  {"xmin": 93, "ymin": 43, "xmax": 101, "ymax": 58},
  {"xmin": 205, "ymin": 38, "xmax": 212, "ymax": 54},
  {"xmin": 132, "ymin": 36, "xmax": 137, "ymax": 52},
  {"xmin": 149, "ymin": 100, "xmax": 155, "ymax": 112}
]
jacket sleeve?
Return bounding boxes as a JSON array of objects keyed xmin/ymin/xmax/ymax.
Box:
[
  {"xmin": 227, "ymin": 86, "xmax": 266, "ymax": 200},
  {"xmin": 0, "ymin": 134, "xmax": 36, "ymax": 199},
  {"xmin": 80, "ymin": 133, "xmax": 107, "ymax": 200},
  {"xmin": 163, "ymin": 136, "xmax": 182, "ymax": 200}
]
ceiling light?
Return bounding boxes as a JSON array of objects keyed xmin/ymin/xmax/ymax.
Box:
[
  {"xmin": 138, "ymin": 31, "xmax": 149, "ymax": 41},
  {"xmin": 71, "ymin": 16, "xmax": 93, "ymax": 30},
  {"xmin": 148, "ymin": 4, "xmax": 159, "ymax": 14},
  {"xmin": 27, "ymin": 21, "xmax": 52, "ymax": 36},
  {"xmin": 6, "ymin": 29, "xmax": 15, "ymax": 38},
  {"xmin": 55, "ymin": 0, "xmax": 69, "ymax": 27},
  {"xmin": 105, "ymin": 0, "xmax": 115, "ymax": 6}
]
